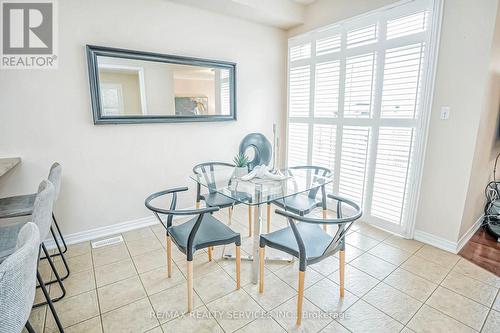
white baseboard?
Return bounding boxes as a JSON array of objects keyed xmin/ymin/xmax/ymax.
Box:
[
  {"xmin": 414, "ymin": 229, "xmax": 458, "ymax": 253},
  {"xmin": 414, "ymin": 214, "xmax": 484, "ymax": 254},
  {"xmin": 44, "ymin": 215, "xmax": 160, "ymax": 249},
  {"xmin": 455, "ymin": 214, "xmax": 484, "ymax": 253}
]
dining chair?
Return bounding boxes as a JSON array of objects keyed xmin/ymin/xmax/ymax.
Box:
[
  {"xmin": 259, "ymin": 193, "xmax": 362, "ymax": 326},
  {"xmin": 193, "ymin": 162, "xmax": 253, "ymax": 237},
  {"xmin": 145, "ymin": 187, "xmax": 241, "ymax": 312},
  {"xmin": 0, "ymin": 223, "xmax": 40, "ymax": 333},
  {"xmin": 267, "ymin": 166, "xmax": 332, "ymax": 233},
  {"xmin": 0, "ymin": 163, "xmax": 70, "ymax": 281}
]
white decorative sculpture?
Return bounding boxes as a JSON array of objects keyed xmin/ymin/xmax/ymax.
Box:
[{"xmin": 241, "ymin": 165, "xmax": 288, "ymax": 181}]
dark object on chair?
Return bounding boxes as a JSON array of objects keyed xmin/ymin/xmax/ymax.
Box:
[
  {"xmin": 145, "ymin": 187, "xmax": 241, "ymax": 313},
  {"xmin": 267, "ymin": 166, "xmax": 332, "ymax": 233},
  {"xmin": 193, "ymin": 162, "xmax": 253, "ymax": 236},
  {"xmin": 259, "ymin": 193, "xmax": 362, "ymax": 326},
  {"xmin": 0, "ymin": 163, "xmax": 70, "ymax": 281},
  {"xmin": 239, "ymin": 133, "xmax": 272, "ymax": 171}
]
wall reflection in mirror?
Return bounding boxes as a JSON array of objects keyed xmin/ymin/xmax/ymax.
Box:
[{"xmin": 87, "ymin": 46, "xmax": 236, "ymax": 124}]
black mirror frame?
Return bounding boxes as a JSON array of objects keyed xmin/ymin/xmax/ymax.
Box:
[{"xmin": 86, "ymin": 45, "xmax": 237, "ymax": 124}]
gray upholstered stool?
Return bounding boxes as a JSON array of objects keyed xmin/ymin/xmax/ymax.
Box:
[
  {"xmin": 0, "ymin": 223, "xmax": 40, "ymax": 333},
  {"xmin": 0, "ymin": 181, "xmax": 65, "ymax": 332},
  {"xmin": 0, "ymin": 163, "xmax": 70, "ymax": 282}
]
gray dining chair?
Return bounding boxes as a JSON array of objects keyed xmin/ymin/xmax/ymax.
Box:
[
  {"xmin": 258, "ymin": 193, "xmax": 362, "ymax": 326},
  {"xmin": 145, "ymin": 187, "xmax": 241, "ymax": 312},
  {"xmin": 267, "ymin": 166, "xmax": 332, "ymax": 233},
  {"xmin": 0, "ymin": 223, "xmax": 40, "ymax": 333},
  {"xmin": 193, "ymin": 162, "xmax": 253, "ymax": 238},
  {"xmin": 0, "ymin": 163, "xmax": 70, "ymax": 281}
]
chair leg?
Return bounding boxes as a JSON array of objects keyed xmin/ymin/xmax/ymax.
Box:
[
  {"xmin": 187, "ymin": 260, "xmax": 193, "ymax": 313},
  {"xmin": 248, "ymin": 206, "xmax": 252, "ymax": 237},
  {"xmin": 208, "ymin": 247, "xmax": 213, "ymax": 262},
  {"xmin": 34, "ymin": 243, "xmax": 66, "ymax": 307},
  {"xmin": 37, "ymin": 271, "xmax": 65, "ymax": 333},
  {"xmin": 267, "ymin": 203, "xmax": 271, "ymax": 233},
  {"xmin": 297, "ymin": 270, "xmax": 305, "ymax": 326},
  {"xmin": 322, "ymin": 209, "xmax": 327, "ymax": 231},
  {"xmin": 259, "ymin": 247, "xmax": 265, "ymax": 293},
  {"xmin": 166, "ymin": 234, "xmax": 172, "ymax": 278},
  {"xmin": 52, "ymin": 213, "xmax": 68, "ymax": 254},
  {"xmin": 195, "ymin": 200, "xmax": 200, "ymax": 209},
  {"xmin": 25, "ymin": 320, "xmax": 36, "ymax": 333},
  {"xmin": 235, "ymin": 245, "xmax": 241, "ymax": 289},
  {"xmin": 339, "ymin": 250, "xmax": 345, "ymax": 297},
  {"xmin": 228, "ymin": 206, "xmax": 233, "ymax": 225}
]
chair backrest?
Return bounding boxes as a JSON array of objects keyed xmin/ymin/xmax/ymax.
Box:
[
  {"xmin": 193, "ymin": 162, "xmax": 234, "ymax": 193},
  {"xmin": 276, "ymin": 193, "xmax": 362, "ymax": 260},
  {"xmin": 32, "ymin": 180, "xmax": 56, "ymax": 240},
  {"xmin": 288, "ymin": 165, "xmax": 332, "ymax": 199},
  {"xmin": 145, "ymin": 187, "xmax": 219, "ymax": 260},
  {"xmin": 48, "ymin": 162, "xmax": 62, "ymax": 201},
  {"xmin": 0, "ymin": 223, "xmax": 40, "ymax": 333}
]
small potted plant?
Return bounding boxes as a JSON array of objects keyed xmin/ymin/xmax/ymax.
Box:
[{"xmin": 233, "ymin": 153, "xmax": 249, "ymax": 178}]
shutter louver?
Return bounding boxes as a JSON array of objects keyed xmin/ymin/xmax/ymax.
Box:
[
  {"xmin": 289, "ymin": 65, "xmax": 310, "ymax": 117},
  {"xmin": 287, "ymin": 123, "xmax": 309, "ymax": 167},
  {"xmin": 344, "ymin": 53, "xmax": 376, "ymax": 118},
  {"xmin": 347, "ymin": 24, "xmax": 378, "ymax": 48},
  {"xmin": 315, "ymin": 61, "xmax": 340, "ymax": 118},
  {"xmin": 316, "ymin": 34, "xmax": 341, "ymax": 55},
  {"xmin": 371, "ymin": 127, "xmax": 414, "ymax": 223},
  {"xmin": 290, "ymin": 43, "xmax": 312, "ymax": 61},
  {"xmin": 312, "ymin": 124, "xmax": 336, "ymax": 192},
  {"xmin": 339, "ymin": 126, "xmax": 370, "ymax": 205},
  {"xmin": 387, "ymin": 11, "xmax": 428, "ymax": 40},
  {"xmin": 381, "ymin": 43, "xmax": 425, "ymax": 119}
]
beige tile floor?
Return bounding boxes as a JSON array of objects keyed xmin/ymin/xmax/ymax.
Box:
[{"xmin": 27, "ymin": 206, "xmax": 500, "ymax": 333}]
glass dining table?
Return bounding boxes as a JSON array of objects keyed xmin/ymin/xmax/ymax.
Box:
[{"xmin": 190, "ymin": 166, "xmax": 334, "ymax": 284}]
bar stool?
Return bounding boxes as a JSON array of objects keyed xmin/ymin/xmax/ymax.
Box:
[
  {"xmin": 0, "ymin": 181, "xmax": 65, "ymax": 332},
  {"xmin": 0, "ymin": 163, "xmax": 70, "ymax": 282}
]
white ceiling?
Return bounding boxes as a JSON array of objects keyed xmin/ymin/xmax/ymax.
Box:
[{"xmin": 168, "ymin": 0, "xmax": 316, "ymax": 29}]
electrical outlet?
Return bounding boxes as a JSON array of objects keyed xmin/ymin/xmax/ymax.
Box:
[{"xmin": 440, "ymin": 106, "xmax": 450, "ymax": 120}]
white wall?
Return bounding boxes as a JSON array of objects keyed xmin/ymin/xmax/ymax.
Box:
[
  {"xmin": 0, "ymin": 0, "xmax": 286, "ymax": 235},
  {"xmin": 288, "ymin": 0, "xmax": 500, "ymax": 246},
  {"xmin": 459, "ymin": 2, "xmax": 500, "ymax": 239}
]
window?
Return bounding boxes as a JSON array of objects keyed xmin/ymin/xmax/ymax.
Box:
[{"xmin": 286, "ymin": 0, "xmax": 441, "ymax": 234}]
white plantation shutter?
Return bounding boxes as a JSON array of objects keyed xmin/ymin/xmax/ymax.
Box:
[
  {"xmin": 381, "ymin": 43, "xmax": 425, "ymax": 119},
  {"xmin": 371, "ymin": 127, "xmax": 414, "ymax": 223},
  {"xmin": 288, "ymin": 123, "xmax": 309, "ymax": 167},
  {"xmin": 220, "ymin": 70, "xmax": 230, "ymax": 115},
  {"xmin": 339, "ymin": 127, "xmax": 370, "ymax": 205},
  {"xmin": 315, "ymin": 61, "xmax": 340, "ymax": 118},
  {"xmin": 344, "ymin": 53, "xmax": 376, "ymax": 118},
  {"xmin": 312, "ymin": 124, "xmax": 337, "ymax": 192},
  {"xmin": 289, "ymin": 65, "xmax": 311, "ymax": 117},
  {"xmin": 287, "ymin": 0, "xmax": 440, "ymax": 234}
]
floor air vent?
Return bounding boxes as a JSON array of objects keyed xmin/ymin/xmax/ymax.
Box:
[{"xmin": 91, "ymin": 235, "xmax": 124, "ymax": 249}]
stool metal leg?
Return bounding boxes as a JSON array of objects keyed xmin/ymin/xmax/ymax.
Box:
[
  {"xmin": 36, "ymin": 271, "xmax": 65, "ymax": 333},
  {"xmin": 33, "ymin": 243, "xmax": 66, "ymax": 307},
  {"xmin": 38, "ymin": 226, "xmax": 70, "ymax": 283},
  {"xmin": 25, "ymin": 320, "xmax": 36, "ymax": 333},
  {"xmin": 40, "ymin": 214, "xmax": 67, "ymax": 259}
]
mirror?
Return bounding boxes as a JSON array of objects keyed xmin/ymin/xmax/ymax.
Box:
[{"xmin": 86, "ymin": 45, "xmax": 236, "ymax": 124}]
